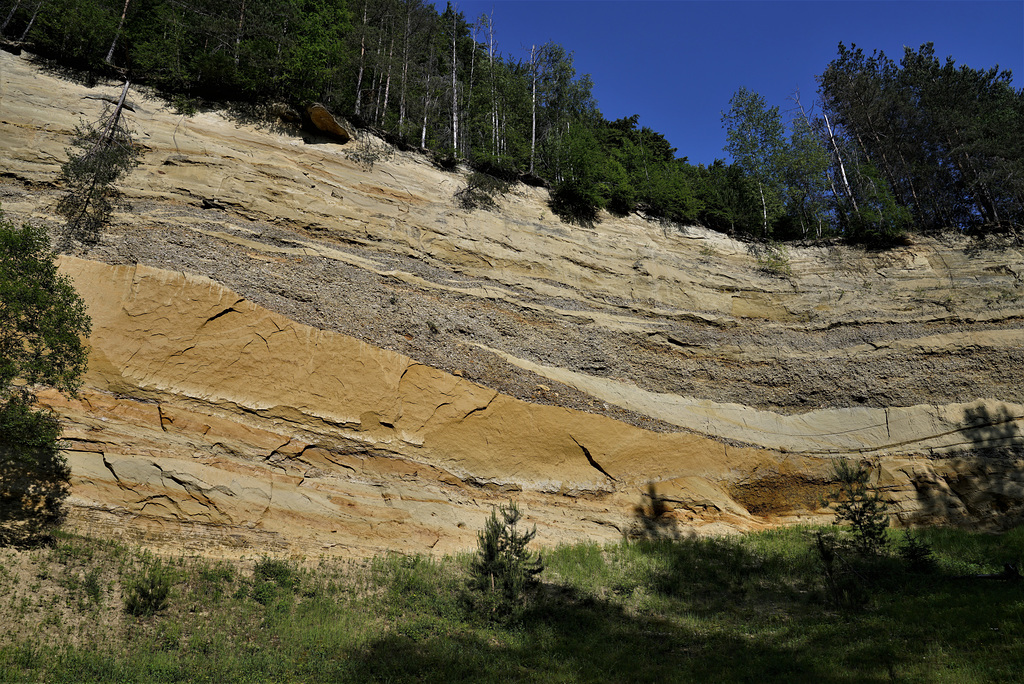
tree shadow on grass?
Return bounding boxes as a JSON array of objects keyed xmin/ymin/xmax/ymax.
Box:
[
  {"xmin": 343, "ymin": 581, "xmax": 848, "ymax": 684},
  {"xmin": 344, "ymin": 530, "xmax": 1024, "ymax": 682}
]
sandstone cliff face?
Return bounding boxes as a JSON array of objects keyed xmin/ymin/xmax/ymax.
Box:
[{"xmin": 2, "ymin": 50, "xmax": 1023, "ymax": 556}]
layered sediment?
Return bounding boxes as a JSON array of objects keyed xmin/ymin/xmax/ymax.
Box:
[{"xmin": 2, "ymin": 49, "xmax": 1022, "ymax": 556}]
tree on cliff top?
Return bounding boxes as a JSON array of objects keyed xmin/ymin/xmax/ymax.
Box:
[
  {"xmin": 0, "ymin": 209, "xmax": 91, "ymax": 546},
  {"xmin": 722, "ymin": 87, "xmax": 787, "ymax": 238}
]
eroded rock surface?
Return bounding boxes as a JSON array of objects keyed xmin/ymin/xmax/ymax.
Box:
[{"xmin": 2, "ymin": 50, "xmax": 1023, "ymax": 556}]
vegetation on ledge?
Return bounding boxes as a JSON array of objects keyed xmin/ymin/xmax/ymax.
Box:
[{"xmin": 1, "ymin": 0, "xmax": 1020, "ymax": 243}]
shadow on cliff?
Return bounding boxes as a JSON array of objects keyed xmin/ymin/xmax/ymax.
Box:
[
  {"xmin": 0, "ymin": 443, "xmax": 69, "ymax": 548},
  {"xmin": 911, "ymin": 403, "xmax": 1024, "ymax": 529},
  {"xmin": 222, "ymin": 101, "xmax": 298, "ymax": 136},
  {"xmin": 25, "ymin": 53, "xmax": 102, "ymax": 88},
  {"xmin": 628, "ymin": 483, "xmax": 690, "ymax": 541}
]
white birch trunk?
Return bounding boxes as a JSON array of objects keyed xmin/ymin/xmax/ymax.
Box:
[
  {"xmin": 354, "ymin": 1, "xmax": 368, "ymax": 116},
  {"xmin": 17, "ymin": 0, "xmax": 41, "ymax": 42},
  {"xmin": 380, "ymin": 32, "xmax": 395, "ymax": 126},
  {"xmin": 232, "ymin": 0, "xmax": 245, "ymax": 67},
  {"xmin": 822, "ymin": 110, "xmax": 858, "ymax": 214},
  {"xmin": 758, "ymin": 181, "xmax": 768, "ymax": 234},
  {"xmin": 450, "ymin": 12, "xmax": 458, "ymax": 154},
  {"xmin": 1, "ymin": 0, "xmax": 22, "ymax": 34},
  {"xmin": 105, "ymin": 0, "xmax": 132, "ymax": 64},
  {"xmin": 529, "ymin": 45, "xmax": 537, "ymax": 175},
  {"xmin": 398, "ymin": 9, "xmax": 411, "ymax": 135}
]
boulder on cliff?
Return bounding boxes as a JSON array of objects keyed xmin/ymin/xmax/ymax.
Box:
[{"xmin": 304, "ymin": 104, "xmax": 353, "ymax": 144}]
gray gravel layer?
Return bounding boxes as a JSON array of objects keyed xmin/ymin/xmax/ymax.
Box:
[{"xmin": 7, "ymin": 181, "xmax": 1023, "ymax": 428}]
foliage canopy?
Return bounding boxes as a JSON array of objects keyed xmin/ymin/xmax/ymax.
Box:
[
  {"xmin": 0, "ymin": 210, "xmax": 91, "ymax": 545},
  {"xmin": 3, "ymin": 1, "xmax": 1021, "ymax": 241}
]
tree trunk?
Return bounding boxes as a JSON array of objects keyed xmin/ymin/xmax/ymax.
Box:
[
  {"xmin": 97, "ymin": 80, "xmax": 132, "ymax": 151},
  {"xmin": 420, "ymin": 48, "xmax": 434, "ymax": 149},
  {"xmin": 450, "ymin": 10, "xmax": 458, "ymax": 154},
  {"xmin": 821, "ymin": 110, "xmax": 859, "ymax": 217},
  {"xmin": 354, "ymin": 0, "xmax": 368, "ymax": 117},
  {"xmin": 370, "ymin": 20, "xmax": 385, "ymax": 123},
  {"xmin": 17, "ymin": 0, "xmax": 41, "ymax": 42},
  {"xmin": 104, "ymin": 0, "xmax": 132, "ymax": 65},
  {"xmin": 397, "ymin": 7, "xmax": 411, "ymax": 136},
  {"xmin": 380, "ymin": 31, "xmax": 395, "ymax": 127},
  {"xmin": 758, "ymin": 181, "xmax": 768, "ymax": 234},
  {"xmin": 69, "ymin": 80, "xmax": 133, "ymax": 230},
  {"xmin": 232, "ymin": 0, "xmax": 246, "ymax": 67},
  {"xmin": 485, "ymin": 11, "xmax": 497, "ymax": 156},
  {"xmin": 464, "ymin": 20, "xmax": 477, "ymax": 155},
  {"xmin": 529, "ymin": 45, "xmax": 537, "ymax": 175},
  {"xmin": 1, "ymin": 0, "xmax": 22, "ymax": 35}
]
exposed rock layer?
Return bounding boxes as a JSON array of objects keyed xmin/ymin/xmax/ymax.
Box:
[
  {"xmin": 41, "ymin": 258, "xmax": 1024, "ymax": 556},
  {"xmin": 1, "ymin": 50, "xmax": 1023, "ymax": 555}
]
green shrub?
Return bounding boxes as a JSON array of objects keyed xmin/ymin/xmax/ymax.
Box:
[
  {"xmin": 468, "ymin": 153, "xmax": 521, "ymax": 184},
  {"xmin": 250, "ymin": 556, "xmax": 296, "ymax": 605},
  {"xmin": 250, "ymin": 580, "xmax": 278, "ymax": 606},
  {"xmin": 455, "ymin": 171, "xmax": 511, "ymax": 210},
  {"xmin": 898, "ymin": 530, "xmax": 936, "ymax": 573},
  {"xmin": 470, "ymin": 501, "xmax": 543, "ymax": 606},
  {"xmin": 827, "ymin": 459, "xmax": 890, "ymax": 555},
  {"xmin": 549, "ymin": 181, "xmax": 602, "ymax": 228},
  {"xmin": 254, "ymin": 557, "xmax": 294, "ymax": 588},
  {"xmin": 196, "ymin": 561, "xmax": 234, "ymax": 601},
  {"xmin": 124, "ymin": 559, "xmax": 173, "ymax": 617},
  {"xmin": 82, "ymin": 566, "xmax": 103, "ymax": 606},
  {"xmin": 171, "ymin": 95, "xmax": 199, "ymax": 117},
  {"xmin": 751, "ymin": 240, "xmax": 792, "ymax": 277},
  {"xmin": 814, "ymin": 529, "xmax": 869, "ymax": 610},
  {"xmin": 814, "ymin": 460, "xmax": 894, "ymax": 609},
  {"xmin": 431, "ymin": 147, "xmax": 459, "ymax": 171}
]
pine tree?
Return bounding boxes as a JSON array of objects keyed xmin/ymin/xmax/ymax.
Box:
[
  {"xmin": 471, "ymin": 501, "xmax": 543, "ymax": 603},
  {"xmin": 829, "ymin": 459, "xmax": 890, "ymax": 555},
  {"xmin": 56, "ymin": 80, "xmax": 141, "ymax": 245}
]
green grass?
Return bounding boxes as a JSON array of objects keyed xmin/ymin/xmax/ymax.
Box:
[{"xmin": 1, "ymin": 526, "xmax": 1022, "ymax": 682}]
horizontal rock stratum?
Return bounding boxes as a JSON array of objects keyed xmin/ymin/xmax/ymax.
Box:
[
  {"xmin": 2, "ymin": 49, "xmax": 1023, "ymax": 556},
  {"xmin": 44, "ymin": 257, "xmax": 775, "ymax": 555},
  {"xmin": 37, "ymin": 257, "xmax": 1024, "ymax": 556}
]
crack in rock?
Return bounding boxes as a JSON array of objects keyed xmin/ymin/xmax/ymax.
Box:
[{"xmin": 570, "ymin": 436, "xmax": 617, "ymax": 482}]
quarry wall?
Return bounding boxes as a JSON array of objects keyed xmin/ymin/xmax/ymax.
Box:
[{"xmin": 2, "ymin": 49, "xmax": 1023, "ymax": 556}]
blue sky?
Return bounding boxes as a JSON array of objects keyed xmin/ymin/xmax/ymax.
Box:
[{"xmin": 435, "ymin": 1, "xmax": 1024, "ymax": 165}]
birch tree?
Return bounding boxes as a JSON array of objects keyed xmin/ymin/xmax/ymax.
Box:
[{"xmin": 722, "ymin": 87, "xmax": 787, "ymax": 236}]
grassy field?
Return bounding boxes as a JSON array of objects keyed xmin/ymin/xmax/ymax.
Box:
[{"xmin": 1, "ymin": 525, "xmax": 1022, "ymax": 683}]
